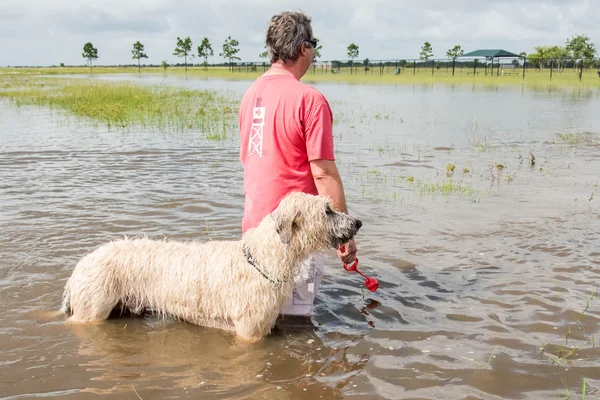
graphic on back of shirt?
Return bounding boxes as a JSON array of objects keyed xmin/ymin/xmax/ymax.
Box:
[{"xmin": 248, "ymin": 97, "xmax": 265, "ymax": 157}]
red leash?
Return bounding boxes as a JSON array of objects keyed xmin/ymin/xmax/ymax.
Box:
[{"xmin": 339, "ymin": 246, "xmax": 379, "ymax": 292}]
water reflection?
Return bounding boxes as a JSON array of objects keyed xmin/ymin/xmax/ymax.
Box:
[{"xmin": 64, "ymin": 310, "xmax": 376, "ymax": 399}]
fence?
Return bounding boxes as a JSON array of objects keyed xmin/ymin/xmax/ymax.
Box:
[{"xmin": 222, "ymin": 57, "xmax": 600, "ymax": 81}]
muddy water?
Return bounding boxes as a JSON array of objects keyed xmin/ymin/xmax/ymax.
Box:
[{"xmin": 1, "ymin": 77, "xmax": 599, "ymax": 400}]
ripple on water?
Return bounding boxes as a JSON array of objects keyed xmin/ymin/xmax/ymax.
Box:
[{"xmin": 1, "ymin": 83, "xmax": 600, "ymax": 399}]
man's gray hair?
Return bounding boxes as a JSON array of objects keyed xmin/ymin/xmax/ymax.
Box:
[{"xmin": 266, "ymin": 11, "xmax": 313, "ymax": 64}]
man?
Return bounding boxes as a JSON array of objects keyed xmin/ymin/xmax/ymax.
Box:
[{"xmin": 238, "ymin": 11, "xmax": 357, "ymax": 317}]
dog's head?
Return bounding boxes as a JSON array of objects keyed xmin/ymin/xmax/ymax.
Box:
[{"xmin": 270, "ymin": 192, "xmax": 362, "ymax": 251}]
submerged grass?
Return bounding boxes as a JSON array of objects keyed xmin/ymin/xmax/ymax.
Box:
[
  {"xmin": 0, "ymin": 76, "xmax": 239, "ymax": 138},
  {"xmin": 2, "ymin": 66, "xmax": 600, "ymax": 88},
  {"xmin": 415, "ymin": 177, "xmax": 480, "ymax": 201}
]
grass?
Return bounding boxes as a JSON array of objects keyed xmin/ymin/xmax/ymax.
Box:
[
  {"xmin": 460, "ymin": 345, "xmax": 499, "ymax": 370},
  {"xmin": 131, "ymin": 385, "xmax": 144, "ymax": 400},
  {"xmin": 0, "ymin": 76, "xmax": 239, "ymax": 138},
  {"xmin": 2, "ymin": 65, "xmax": 600, "ymax": 88},
  {"xmin": 554, "ymin": 132, "xmax": 600, "ymax": 146},
  {"xmin": 561, "ymin": 377, "xmax": 588, "ymax": 400},
  {"xmin": 539, "ymin": 289, "xmax": 596, "ymax": 399},
  {"xmin": 415, "ymin": 177, "xmax": 478, "ymax": 199}
]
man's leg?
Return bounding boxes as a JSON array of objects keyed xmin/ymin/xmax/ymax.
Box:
[{"xmin": 279, "ymin": 252, "xmax": 325, "ymax": 317}]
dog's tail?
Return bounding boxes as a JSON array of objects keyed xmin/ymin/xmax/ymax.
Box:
[{"xmin": 60, "ymin": 284, "xmax": 71, "ymax": 314}]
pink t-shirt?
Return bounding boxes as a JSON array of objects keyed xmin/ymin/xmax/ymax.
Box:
[{"xmin": 239, "ymin": 73, "xmax": 335, "ymax": 233}]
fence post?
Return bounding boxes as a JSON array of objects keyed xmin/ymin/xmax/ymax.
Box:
[
  {"xmin": 432, "ymin": 59, "xmax": 434, "ymax": 75},
  {"xmin": 523, "ymin": 59, "xmax": 526, "ymax": 80},
  {"xmin": 579, "ymin": 59, "xmax": 583, "ymax": 81},
  {"xmin": 413, "ymin": 59, "xmax": 416, "ymax": 75},
  {"xmin": 550, "ymin": 59, "xmax": 553, "ymax": 80},
  {"xmin": 474, "ymin": 59, "xmax": 477, "ymax": 76},
  {"xmin": 452, "ymin": 58, "xmax": 456, "ymax": 76}
]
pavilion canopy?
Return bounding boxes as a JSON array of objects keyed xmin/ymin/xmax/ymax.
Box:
[{"xmin": 461, "ymin": 49, "xmax": 522, "ymax": 58}]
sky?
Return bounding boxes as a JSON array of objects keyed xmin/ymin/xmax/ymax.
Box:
[{"xmin": 1, "ymin": 0, "xmax": 598, "ymax": 67}]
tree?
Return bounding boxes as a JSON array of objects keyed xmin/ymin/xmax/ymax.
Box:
[
  {"xmin": 446, "ymin": 45, "xmax": 464, "ymax": 60},
  {"xmin": 173, "ymin": 36, "xmax": 193, "ymax": 72},
  {"xmin": 347, "ymin": 43, "xmax": 359, "ymax": 60},
  {"xmin": 446, "ymin": 45, "xmax": 463, "ymax": 76},
  {"xmin": 131, "ymin": 41, "xmax": 148, "ymax": 73},
  {"xmin": 527, "ymin": 46, "xmax": 551, "ymax": 71},
  {"xmin": 419, "ymin": 42, "xmax": 433, "ymax": 61},
  {"xmin": 363, "ymin": 58, "xmax": 370, "ymax": 74},
  {"xmin": 565, "ymin": 34, "xmax": 597, "ymax": 68},
  {"xmin": 312, "ymin": 37, "xmax": 322, "ymax": 61},
  {"xmin": 547, "ymin": 45, "xmax": 570, "ymax": 72},
  {"xmin": 259, "ymin": 45, "xmax": 268, "ymax": 60},
  {"xmin": 220, "ymin": 36, "xmax": 241, "ymax": 72},
  {"xmin": 197, "ymin": 37, "xmax": 214, "ymax": 70},
  {"xmin": 82, "ymin": 42, "xmax": 98, "ymax": 73},
  {"xmin": 161, "ymin": 60, "xmax": 169, "ymax": 72},
  {"xmin": 347, "ymin": 43, "xmax": 359, "ymax": 74}
]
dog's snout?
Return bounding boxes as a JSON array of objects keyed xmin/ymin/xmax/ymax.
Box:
[{"xmin": 355, "ymin": 219, "xmax": 362, "ymax": 230}]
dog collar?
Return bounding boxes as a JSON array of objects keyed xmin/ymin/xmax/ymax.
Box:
[{"xmin": 242, "ymin": 244, "xmax": 282, "ymax": 287}]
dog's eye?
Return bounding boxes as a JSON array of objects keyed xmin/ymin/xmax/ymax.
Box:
[{"xmin": 325, "ymin": 205, "xmax": 334, "ymax": 215}]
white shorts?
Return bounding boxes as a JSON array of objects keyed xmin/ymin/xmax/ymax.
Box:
[{"xmin": 279, "ymin": 252, "xmax": 325, "ymax": 316}]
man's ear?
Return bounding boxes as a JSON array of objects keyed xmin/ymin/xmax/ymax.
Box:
[
  {"xmin": 299, "ymin": 42, "xmax": 308, "ymax": 57},
  {"xmin": 273, "ymin": 209, "xmax": 299, "ymax": 244}
]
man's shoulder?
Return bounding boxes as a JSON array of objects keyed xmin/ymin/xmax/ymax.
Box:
[
  {"xmin": 297, "ymin": 82, "xmax": 329, "ymax": 107},
  {"xmin": 242, "ymin": 75, "xmax": 330, "ymax": 108}
]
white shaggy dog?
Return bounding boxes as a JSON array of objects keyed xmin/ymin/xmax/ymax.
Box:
[{"xmin": 60, "ymin": 192, "xmax": 362, "ymax": 342}]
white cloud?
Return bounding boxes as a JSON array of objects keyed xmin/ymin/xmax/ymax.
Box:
[{"xmin": 0, "ymin": 0, "xmax": 598, "ymax": 66}]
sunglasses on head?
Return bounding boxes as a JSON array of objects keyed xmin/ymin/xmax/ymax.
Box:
[{"xmin": 305, "ymin": 38, "xmax": 318, "ymax": 48}]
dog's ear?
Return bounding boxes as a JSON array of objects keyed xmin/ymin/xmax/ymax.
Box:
[{"xmin": 273, "ymin": 209, "xmax": 300, "ymax": 244}]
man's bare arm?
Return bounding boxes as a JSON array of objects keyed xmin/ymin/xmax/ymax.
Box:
[
  {"xmin": 310, "ymin": 159, "xmax": 358, "ymax": 263},
  {"xmin": 309, "ymin": 159, "xmax": 348, "ymax": 213}
]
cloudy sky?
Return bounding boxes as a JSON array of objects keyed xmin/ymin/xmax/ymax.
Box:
[{"xmin": 1, "ymin": 0, "xmax": 598, "ymax": 66}]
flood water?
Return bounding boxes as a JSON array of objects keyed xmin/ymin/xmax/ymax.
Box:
[{"xmin": 1, "ymin": 75, "xmax": 599, "ymax": 399}]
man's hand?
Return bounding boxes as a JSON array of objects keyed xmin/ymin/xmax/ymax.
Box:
[{"xmin": 337, "ymin": 239, "xmax": 358, "ymax": 264}]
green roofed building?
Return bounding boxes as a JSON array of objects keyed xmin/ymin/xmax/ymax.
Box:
[
  {"xmin": 461, "ymin": 49, "xmax": 522, "ymax": 58},
  {"xmin": 459, "ymin": 49, "xmax": 524, "ymax": 77}
]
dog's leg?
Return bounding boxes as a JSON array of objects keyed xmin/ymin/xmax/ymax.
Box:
[
  {"xmin": 233, "ymin": 316, "xmax": 278, "ymax": 343},
  {"xmin": 234, "ymin": 331, "xmax": 263, "ymax": 344},
  {"xmin": 232, "ymin": 319, "xmax": 265, "ymax": 343},
  {"xmin": 68, "ymin": 295, "xmax": 119, "ymax": 322}
]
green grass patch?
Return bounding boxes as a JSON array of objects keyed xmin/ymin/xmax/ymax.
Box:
[
  {"xmin": 2, "ymin": 65, "xmax": 599, "ymax": 88},
  {"xmin": 415, "ymin": 178, "xmax": 478, "ymax": 198},
  {"xmin": 554, "ymin": 132, "xmax": 600, "ymax": 146},
  {"xmin": 0, "ymin": 77, "xmax": 239, "ymax": 138}
]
